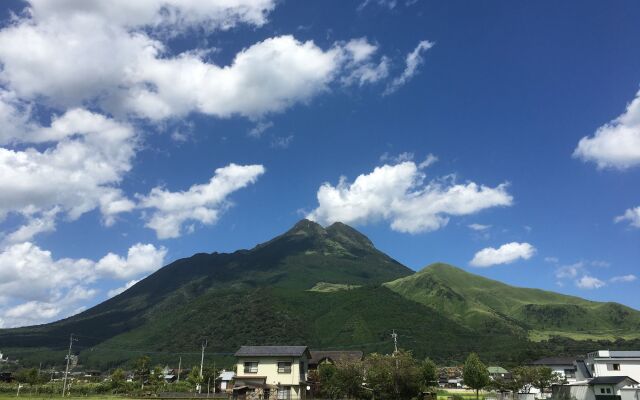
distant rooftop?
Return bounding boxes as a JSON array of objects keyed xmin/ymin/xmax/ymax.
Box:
[
  {"xmin": 235, "ymin": 346, "xmax": 310, "ymax": 358},
  {"xmin": 531, "ymin": 357, "xmax": 576, "ymax": 366},
  {"xmin": 589, "ymin": 376, "xmax": 639, "ymax": 386},
  {"xmin": 488, "ymin": 366, "xmax": 509, "ymax": 374},
  {"xmin": 309, "ymin": 350, "xmax": 363, "ymax": 365},
  {"xmin": 590, "ymin": 350, "xmax": 640, "ymax": 359}
]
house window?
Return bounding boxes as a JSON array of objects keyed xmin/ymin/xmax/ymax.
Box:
[
  {"xmin": 277, "ymin": 386, "xmax": 291, "ymax": 400},
  {"xmin": 600, "ymin": 389, "xmax": 605, "ymax": 394},
  {"xmin": 612, "ymin": 364, "xmax": 620, "ymax": 371},
  {"xmin": 278, "ymin": 362, "xmax": 292, "ymax": 373},
  {"xmin": 244, "ymin": 362, "xmax": 258, "ymax": 374},
  {"xmin": 606, "ymin": 388, "xmax": 611, "ymax": 394}
]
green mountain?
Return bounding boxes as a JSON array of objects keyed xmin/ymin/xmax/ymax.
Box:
[
  {"xmin": 385, "ymin": 263, "xmax": 640, "ymax": 341},
  {"xmin": 1, "ymin": 220, "xmax": 639, "ymax": 369}
]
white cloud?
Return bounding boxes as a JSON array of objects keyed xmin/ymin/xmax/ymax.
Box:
[
  {"xmin": 0, "ymin": 109, "xmax": 136, "ymax": 238},
  {"xmin": 615, "ymin": 206, "xmax": 640, "ymax": 228},
  {"xmin": 96, "ymin": 243, "xmax": 167, "ymax": 280},
  {"xmin": 573, "ymin": 90, "xmax": 640, "ymax": 169},
  {"xmin": 555, "ymin": 262, "xmax": 583, "ymax": 279},
  {"xmin": 418, "ymin": 153, "xmax": 438, "ymax": 169},
  {"xmin": 270, "ymin": 135, "xmax": 294, "ymax": 149},
  {"xmin": 384, "ymin": 40, "xmax": 434, "ymax": 95},
  {"xmin": 26, "ymin": 0, "xmax": 276, "ymax": 31},
  {"xmin": 248, "ymin": 121, "xmax": 274, "ymax": 137},
  {"xmin": 469, "ymin": 242, "xmax": 535, "ymax": 267},
  {"xmin": 307, "ymin": 161, "xmax": 512, "ymax": 233},
  {"xmin": 107, "ymin": 279, "xmax": 141, "ymax": 298},
  {"xmin": 468, "ymin": 223, "xmax": 491, "ymax": 231},
  {"xmin": 610, "ymin": 274, "xmax": 637, "ymax": 283},
  {"xmin": 0, "ymin": 241, "xmax": 165, "ymax": 327},
  {"xmin": 138, "ymin": 163, "xmax": 265, "ymax": 239},
  {"xmin": 0, "ymin": 3, "xmax": 394, "ymax": 122},
  {"xmin": 576, "ymin": 275, "xmax": 606, "ymax": 289},
  {"xmin": 544, "ymin": 256, "xmax": 559, "ymax": 263}
]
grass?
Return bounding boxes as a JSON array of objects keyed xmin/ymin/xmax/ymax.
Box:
[{"xmin": 528, "ymin": 329, "xmax": 640, "ymax": 342}]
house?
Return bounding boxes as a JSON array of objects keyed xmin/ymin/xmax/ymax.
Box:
[
  {"xmin": 577, "ymin": 351, "xmax": 640, "ymax": 384},
  {"xmin": 488, "ymin": 366, "xmax": 511, "ymax": 381},
  {"xmin": 308, "ymin": 350, "xmax": 363, "ymax": 370},
  {"xmin": 553, "ymin": 376, "xmax": 639, "ymax": 400},
  {"xmin": 219, "ymin": 370, "xmax": 235, "ymax": 392},
  {"xmin": 233, "ymin": 345, "xmax": 311, "ymax": 400},
  {"xmin": 531, "ymin": 357, "xmax": 577, "ymax": 383}
]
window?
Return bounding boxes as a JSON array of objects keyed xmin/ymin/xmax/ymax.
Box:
[
  {"xmin": 277, "ymin": 362, "xmax": 292, "ymax": 373},
  {"xmin": 244, "ymin": 362, "xmax": 258, "ymax": 374},
  {"xmin": 612, "ymin": 363, "xmax": 620, "ymax": 371},
  {"xmin": 600, "ymin": 389, "xmax": 605, "ymax": 394},
  {"xmin": 277, "ymin": 386, "xmax": 291, "ymax": 400},
  {"xmin": 606, "ymin": 388, "xmax": 611, "ymax": 394}
]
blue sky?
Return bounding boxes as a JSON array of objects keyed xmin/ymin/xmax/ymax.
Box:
[{"xmin": 0, "ymin": 0, "xmax": 639, "ymax": 327}]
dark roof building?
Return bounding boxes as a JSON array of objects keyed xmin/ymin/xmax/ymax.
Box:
[
  {"xmin": 234, "ymin": 345, "xmax": 311, "ymax": 358},
  {"xmin": 309, "ymin": 350, "xmax": 363, "ymax": 367},
  {"xmin": 589, "ymin": 376, "xmax": 639, "ymax": 386}
]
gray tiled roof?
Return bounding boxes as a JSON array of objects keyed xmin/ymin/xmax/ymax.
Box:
[
  {"xmin": 589, "ymin": 376, "xmax": 639, "ymax": 385},
  {"xmin": 235, "ymin": 346, "xmax": 310, "ymax": 358},
  {"xmin": 309, "ymin": 350, "xmax": 363, "ymax": 365}
]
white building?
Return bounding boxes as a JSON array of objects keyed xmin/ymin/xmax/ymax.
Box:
[
  {"xmin": 578, "ymin": 351, "xmax": 640, "ymax": 384},
  {"xmin": 532, "ymin": 357, "xmax": 577, "ymax": 383},
  {"xmin": 219, "ymin": 370, "xmax": 235, "ymax": 391}
]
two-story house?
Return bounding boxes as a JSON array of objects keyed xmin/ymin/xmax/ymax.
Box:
[
  {"xmin": 233, "ymin": 346, "xmax": 311, "ymax": 400},
  {"xmin": 579, "ymin": 351, "xmax": 640, "ymax": 384}
]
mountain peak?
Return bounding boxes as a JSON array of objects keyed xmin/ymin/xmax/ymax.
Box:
[
  {"xmin": 326, "ymin": 221, "xmax": 374, "ymax": 249},
  {"xmin": 285, "ymin": 218, "xmax": 327, "ymax": 237}
]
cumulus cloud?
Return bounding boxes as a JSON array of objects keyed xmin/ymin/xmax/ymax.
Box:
[
  {"xmin": 573, "ymin": 90, "xmax": 640, "ymax": 169},
  {"xmin": 96, "ymin": 244, "xmax": 167, "ymax": 280},
  {"xmin": 138, "ymin": 164, "xmax": 265, "ymax": 239},
  {"xmin": 107, "ymin": 279, "xmax": 141, "ymax": 298},
  {"xmin": 0, "ymin": 109, "xmax": 136, "ymax": 239},
  {"xmin": 615, "ymin": 206, "xmax": 640, "ymax": 228},
  {"xmin": 576, "ymin": 275, "xmax": 606, "ymax": 289},
  {"xmin": 384, "ymin": 40, "xmax": 434, "ymax": 95},
  {"xmin": 0, "ymin": 2, "xmax": 396, "ymax": 122},
  {"xmin": 555, "ymin": 262, "xmax": 583, "ymax": 279},
  {"xmin": 0, "ymin": 241, "xmax": 166, "ymax": 328},
  {"xmin": 307, "ymin": 161, "xmax": 512, "ymax": 233},
  {"xmin": 470, "ymin": 242, "xmax": 535, "ymax": 267}
]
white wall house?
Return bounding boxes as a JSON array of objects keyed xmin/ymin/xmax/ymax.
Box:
[
  {"xmin": 580, "ymin": 351, "xmax": 640, "ymax": 385},
  {"xmin": 531, "ymin": 357, "xmax": 577, "ymax": 383},
  {"xmin": 233, "ymin": 346, "xmax": 310, "ymax": 400}
]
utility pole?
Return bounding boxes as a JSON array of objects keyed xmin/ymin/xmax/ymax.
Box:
[
  {"xmin": 199, "ymin": 340, "xmax": 208, "ymax": 394},
  {"xmin": 177, "ymin": 357, "xmax": 182, "ymax": 382},
  {"xmin": 391, "ymin": 330, "xmax": 399, "ymax": 355},
  {"xmin": 62, "ymin": 334, "xmax": 77, "ymax": 397}
]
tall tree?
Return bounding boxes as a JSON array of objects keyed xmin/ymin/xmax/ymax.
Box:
[
  {"xmin": 463, "ymin": 353, "xmax": 490, "ymax": 400},
  {"xmin": 531, "ymin": 367, "xmax": 560, "ymax": 395},
  {"xmin": 365, "ymin": 351, "xmax": 422, "ymax": 400},
  {"xmin": 421, "ymin": 358, "xmax": 438, "ymax": 390},
  {"xmin": 133, "ymin": 355, "xmax": 151, "ymax": 390},
  {"xmin": 110, "ymin": 368, "xmax": 126, "ymax": 393}
]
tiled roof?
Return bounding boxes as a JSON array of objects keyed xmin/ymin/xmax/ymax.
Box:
[
  {"xmin": 309, "ymin": 350, "xmax": 363, "ymax": 365},
  {"xmin": 589, "ymin": 376, "xmax": 639, "ymax": 385},
  {"xmin": 235, "ymin": 346, "xmax": 310, "ymax": 358}
]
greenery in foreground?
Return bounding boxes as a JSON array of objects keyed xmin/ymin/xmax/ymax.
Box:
[{"xmin": 1, "ymin": 351, "xmax": 565, "ymax": 400}]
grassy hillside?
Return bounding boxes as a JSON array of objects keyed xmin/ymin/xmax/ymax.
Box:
[{"xmin": 384, "ymin": 263, "xmax": 640, "ymax": 341}]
